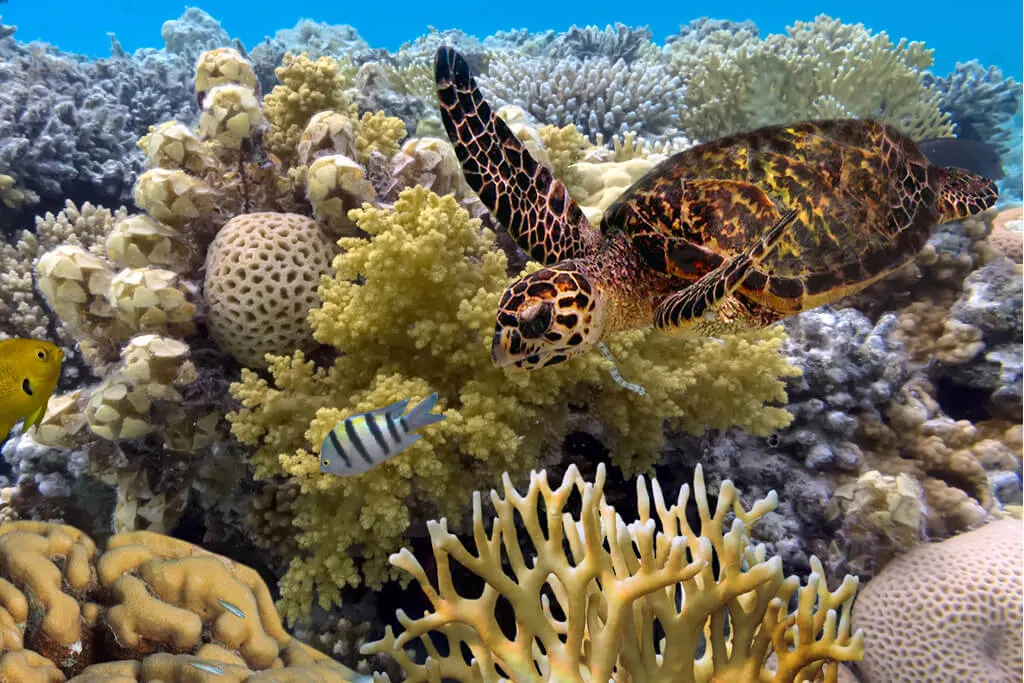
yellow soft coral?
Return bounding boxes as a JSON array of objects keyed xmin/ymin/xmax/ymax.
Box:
[
  {"xmin": 229, "ymin": 186, "xmax": 798, "ymax": 623},
  {"xmin": 262, "ymin": 53, "xmax": 357, "ymax": 165},
  {"xmin": 364, "ymin": 463, "xmax": 864, "ymax": 682}
]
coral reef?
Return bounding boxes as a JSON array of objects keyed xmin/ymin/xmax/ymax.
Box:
[
  {"xmin": 229, "ymin": 184, "xmax": 799, "ymax": 623},
  {"xmin": 365, "ymin": 463, "xmax": 864, "ymax": 681},
  {"xmin": 664, "ymin": 15, "xmax": 952, "ymax": 142},
  {"xmin": 0, "ymin": 520, "xmax": 358, "ymax": 680},
  {"xmin": 924, "ymin": 60, "xmax": 1022, "ymax": 157},
  {"xmin": 852, "ymin": 518, "xmax": 1022, "ymax": 682}
]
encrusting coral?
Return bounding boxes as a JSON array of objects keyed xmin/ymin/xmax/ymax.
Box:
[
  {"xmin": 0, "ymin": 520, "xmax": 359, "ymax": 681},
  {"xmin": 228, "ymin": 184, "xmax": 800, "ymax": 623},
  {"xmin": 364, "ymin": 463, "xmax": 864, "ymax": 682}
]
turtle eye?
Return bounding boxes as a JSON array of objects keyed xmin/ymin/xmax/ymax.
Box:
[{"xmin": 519, "ymin": 301, "xmax": 553, "ymax": 339}]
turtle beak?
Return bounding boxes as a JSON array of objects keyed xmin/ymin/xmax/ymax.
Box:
[{"xmin": 489, "ymin": 327, "xmax": 520, "ymax": 368}]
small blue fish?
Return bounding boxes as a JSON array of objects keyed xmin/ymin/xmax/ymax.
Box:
[
  {"xmin": 189, "ymin": 661, "xmax": 224, "ymax": 675},
  {"xmin": 216, "ymin": 597, "xmax": 244, "ymax": 619},
  {"xmin": 320, "ymin": 393, "xmax": 446, "ymax": 476}
]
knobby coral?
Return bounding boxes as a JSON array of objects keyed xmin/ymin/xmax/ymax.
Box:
[{"xmin": 364, "ymin": 463, "xmax": 864, "ymax": 682}]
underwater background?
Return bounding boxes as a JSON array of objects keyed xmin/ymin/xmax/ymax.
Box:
[{"xmin": 0, "ymin": 1, "xmax": 1020, "ymax": 681}]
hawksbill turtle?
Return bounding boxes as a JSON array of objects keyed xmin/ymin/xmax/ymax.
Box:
[{"xmin": 434, "ymin": 47, "xmax": 999, "ymax": 371}]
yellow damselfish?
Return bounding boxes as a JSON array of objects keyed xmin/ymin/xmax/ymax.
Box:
[{"xmin": 0, "ymin": 338, "xmax": 64, "ymax": 443}]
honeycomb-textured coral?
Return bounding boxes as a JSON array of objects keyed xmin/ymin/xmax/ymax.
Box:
[
  {"xmin": 853, "ymin": 518, "xmax": 1023, "ymax": 682},
  {"xmin": 204, "ymin": 213, "xmax": 334, "ymax": 368}
]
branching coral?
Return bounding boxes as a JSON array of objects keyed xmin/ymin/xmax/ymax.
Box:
[
  {"xmin": 480, "ymin": 51, "xmax": 684, "ymax": 142},
  {"xmin": 666, "ymin": 15, "xmax": 952, "ymax": 142},
  {"xmin": 0, "ymin": 520, "xmax": 359, "ymax": 680},
  {"xmin": 228, "ymin": 185, "xmax": 799, "ymax": 622},
  {"xmin": 364, "ymin": 463, "xmax": 864, "ymax": 682}
]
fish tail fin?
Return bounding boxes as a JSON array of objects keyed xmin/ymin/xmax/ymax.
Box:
[
  {"xmin": 405, "ymin": 392, "xmax": 446, "ymax": 432},
  {"xmin": 374, "ymin": 397, "xmax": 410, "ymax": 418}
]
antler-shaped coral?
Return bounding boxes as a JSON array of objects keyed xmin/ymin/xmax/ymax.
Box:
[{"xmin": 364, "ymin": 464, "xmax": 864, "ymax": 682}]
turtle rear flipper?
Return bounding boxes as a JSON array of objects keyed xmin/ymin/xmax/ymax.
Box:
[
  {"xmin": 435, "ymin": 46, "xmax": 596, "ymax": 265},
  {"xmin": 654, "ymin": 209, "xmax": 798, "ymax": 333}
]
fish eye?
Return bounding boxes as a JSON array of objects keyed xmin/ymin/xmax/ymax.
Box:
[
  {"xmin": 322, "ymin": 459, "xmax": 329, "ymax": 467},
  {"xmin": 36, "ymin": 350, "xmax": 46, "ymax": 360},
  {"xmin": 518, "ymin": 301, "xmax": 553, "ymax": 339}
]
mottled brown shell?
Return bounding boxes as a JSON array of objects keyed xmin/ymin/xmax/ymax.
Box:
[{"xmin": 604, "ymin": 120, "xmax": 955, "ymax": 313}]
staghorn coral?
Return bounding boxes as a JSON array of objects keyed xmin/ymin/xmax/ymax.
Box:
[
  {"xmin": 229, "ymin": 185, "xmax": 800, "ymax": 623},
  {"xmin": 364, "ymin": 463, "xmax": 864, "ymax": 681},
  {"xmin": 0, "ymin": 520, "xmax": 360, "ymax": 681},
  {"xmin": 666, "ymin": 15, "xmax": 951, "ymax": 142},
  {"xmin": 852, "ymin": 518, "xmax": 1022, "ymax": 683}
]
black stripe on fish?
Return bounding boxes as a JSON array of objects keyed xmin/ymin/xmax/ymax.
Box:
[
  {"xmin": 400, "ymin": 417, "xmax": 409, "ymax": 433},
  {"xmin": 385, "ymin": 411, "xmax": 402, "ymax": 443},
  {"xmin": 366, "ymin": 414, "xmax": 390, "ymax": 453},
  {"xmin": 21, "ymin": 379, "xmax": 32, "ymax": 396},
  {"xmin": 345, "ymin": 418, "xmax": 375, "ymax": 465},
  {"xmin": 328, "ymin": 429, "xmax": 352, "ymax": 468}
]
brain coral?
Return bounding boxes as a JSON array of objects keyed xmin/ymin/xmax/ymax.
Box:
[
  {"xmin": 204, "ymin": 213, "xmax": 334, "ymax": 367},
  {"xmin": 852, "ymin": 518, "xmax": 1023, "ymax": 682}
]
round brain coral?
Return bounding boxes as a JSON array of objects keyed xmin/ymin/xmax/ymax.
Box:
[
  {"xmin": 204, "ymin": 213, "xmax": 334, "ymax": 367},
  {"xmin": 852, "ymin": 518, "xmax": 1023, "ymax": 682}
]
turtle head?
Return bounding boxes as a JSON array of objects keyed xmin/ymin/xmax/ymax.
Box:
[
  {"xmin": 492, "ymin": 263, "xmax": 605, "ymax": 370},
  {"xmin": 935, "ymin": 166, "xmax": 998, "ymax": 223}
]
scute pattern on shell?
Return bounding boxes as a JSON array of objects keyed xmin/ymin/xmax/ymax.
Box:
[
  {"xmin": 607, "ymin": 119, "xmax": 942, "ymax": 314},
  {"xmin": 203, "ymin": 213, "xmax": 334, "ymax": 368}
]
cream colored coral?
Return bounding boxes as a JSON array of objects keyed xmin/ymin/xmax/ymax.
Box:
[
  {"xmin": 354, "ymin": 110, "xmax": 406, "ymax": 163},
  {"xmin": 107, "ymin": 215, "xmax": 190, "ymax": 271},
  {"xmin": 853, "ymin": 518, "xmax": 1023, "ymax": 682},
  {"xmin": 297, "ymin": 111, "xmax": 359, "ymax": 165},
  {"xmin": 132, "ymin": 169, "xmax": 216, "ymax": 227},
  {"xmin": 203, "ymin": 213, "xmax": 335, "ymax": 367},
  {"xmin": 390, "ymin": 137, "xmax": 469, "ymax": 199},
  {"xmin": 139, "ymin": 121, "xmax": 214, "ymax": 174},
  {"xmin": 569, "ymin": 157, "xmax": 662, "ymax": 223},
  {"xmin": 306, "ymin": 154, "xmax": 376, "ymax": 233},
  {"xmin": 106, "ymin": 268, "xmax": 196, "ymax": 336},
  {"xmin": 198, "ymin": 84, "xmax": 265, "ymax": 151},
  {"xmin": 365, "ymin": 463, "xmax": 863, "ymax": 682},
  {"xmin": 195, "ymin": 47, "xmax": 257, "ymax": 102}
]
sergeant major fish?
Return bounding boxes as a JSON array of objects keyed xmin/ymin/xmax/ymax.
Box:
[
  {"xmin": 0, "ymin": 338, "xmax": 63, "ymax": 443},
  {"xmin": 320, "ymin": 393, "xmax": 446, "ymax": 476}
]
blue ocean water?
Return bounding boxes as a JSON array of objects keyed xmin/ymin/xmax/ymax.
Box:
[{"xmin": 5, "ymin": 0, "xmax": 1023, "ymax": 79}]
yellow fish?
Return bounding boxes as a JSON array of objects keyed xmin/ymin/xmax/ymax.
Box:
[{"xmin": 0, "ymin": 338, "xmax": 64, "ymax": 443}]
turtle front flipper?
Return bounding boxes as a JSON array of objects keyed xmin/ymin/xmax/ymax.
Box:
[
  {"xmin": 654, "ymin": 209, "xmax": 799, "ymax": 334},
  {"xmin": 435, "ymin": 46, "xmax": 597, "ymax": 265}
]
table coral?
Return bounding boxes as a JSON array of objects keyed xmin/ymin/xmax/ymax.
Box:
[
  {"xmin": 229, "ymin": 185, "xmax": 800, "ymax": 623},
  {"xmin": 364, "ymin": 463, "xmax": 864, "ymax": 682},
  {"xmin": 0, "ymin": 520, "xmax": 360, "ymax": 681}
]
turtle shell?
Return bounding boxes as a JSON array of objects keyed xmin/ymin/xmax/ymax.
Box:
[{"xmin": 601, "ymin": 119, "xmax": 940, "ymax": 313}]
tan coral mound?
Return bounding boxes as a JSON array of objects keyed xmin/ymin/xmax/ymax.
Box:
[
  {"xmin": 0, "ymin": 521, "xmax": 357, "ymax": 682},
  {"xmin": 204, "ymin": 213, "xmax": 335, "ymax": 367},
  {"xmin": 852, "ymin": 518, "xmax": 1023, "ymax": 682}
]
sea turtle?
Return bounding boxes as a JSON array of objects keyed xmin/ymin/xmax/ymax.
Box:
[{"xmin": 434, "ymin": 47, "xmax": 999, "ymax": 371}]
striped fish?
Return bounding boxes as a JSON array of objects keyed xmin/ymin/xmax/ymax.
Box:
[{"xmin": 319, "ymin": 393, "xmax": 446, "ymax": 476}]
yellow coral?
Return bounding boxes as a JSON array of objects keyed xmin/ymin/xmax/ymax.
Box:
[
  {"xmin": 366, "ymin": 463, "xmax": 864, "ymax": 682},
  {"xmin": 354, "ymin": 110, "xmax": 407, "ymax": 164},
  {"xmin": 230, "ymin": 187, "xmax": 798, "ymax": 622},
  {"xmin": 262, "ymin": 53, "xmax": 355, "ymax": 165}
]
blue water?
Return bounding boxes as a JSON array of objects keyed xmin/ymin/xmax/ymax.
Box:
[{"xmin": 4, "ymin": 0, "xmax": 1022, "ymax": 79}]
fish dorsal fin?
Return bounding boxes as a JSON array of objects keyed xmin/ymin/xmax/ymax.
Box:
[{"xmin": 371, "ymin": 397, "xmax": 410, "ymax": 419}]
